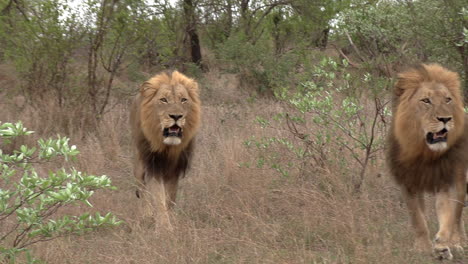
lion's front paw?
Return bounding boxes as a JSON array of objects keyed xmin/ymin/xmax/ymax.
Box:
[
  {"xmin": 433, "ymin": 244, "xmax": 453, "ymax": 260},
  {"xmin": 452, "ymin": 244, "xmax": 464, "ymax": 252},
  {"xmin": 451, "ymin": 244, "xmax": 464, "ymax": 259}
]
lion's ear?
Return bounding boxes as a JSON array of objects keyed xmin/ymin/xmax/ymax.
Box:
[
  {"xmin": 394, "ymin": 78, "xmax": 405, "ymax": 97},
  {"xmin": 140, "ymin": 81, "xmax": 151, "ymax": 94},
  {"xmin": 140, "ymin": 81, "xmax": 158, "ymax": 98},
  {"xmin": 186, "ymin": 80, "xmax": 199, "ymax": 94},
  {"xmin": 172, "ymin": 71, "xmax": 199, "ymax": 94}
]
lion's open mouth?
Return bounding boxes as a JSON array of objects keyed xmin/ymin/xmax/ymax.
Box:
[
  {"xmin": 426, "ymin": 128, "xmax": 448, "ymax": 144},
  {"xmin": 163, "ymin": 125, "xmax": 182, "ymax": 138}
]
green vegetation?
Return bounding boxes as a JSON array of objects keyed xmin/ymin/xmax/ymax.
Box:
[
  {"xmin": 0, "ymin": 122, "xmax": 121, "ymax": 263},
  {"xmin": 245, "ymin": 58, "xmax": 391, "ymax": 192},
  {"xmin": 0, "ymin": 0, "xmax": 465, "ymax": 101}
]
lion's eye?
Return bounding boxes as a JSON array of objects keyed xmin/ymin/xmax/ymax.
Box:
[
  {"xmin": 181, "ymin": 98, "xmax": 188, "ymax": 103},
  {"xmin": 421, "ymin": 98, "xmax": 431, "ymax": 104},
  {"xmin": 160, "ymin": 98, "xmax": 168, "ymax": 103},
  {"xmin": 446, "ymin": 97, "xmax": 452, "ymax": 103}
]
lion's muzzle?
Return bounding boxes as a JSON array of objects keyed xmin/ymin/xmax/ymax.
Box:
[
  {"xmin": 426, "ymin": 128, "xmax": 448, "ymax": 144},
  {"xmin": 424, "ymin": 115, "xmax": 454, "ymax": 151},
  {"xmin": 163, "ymin": 125, "xmax": 183, "ymax": 138},
  {"xmin": 162, "ymin": 115, "xmax": 185, "ymax": 145}
]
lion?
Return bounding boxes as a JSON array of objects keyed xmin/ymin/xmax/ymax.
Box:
[
  {"xmin": 130, "ymin": 70, "xmax": 201, "ymax": 221},
  {"xmin": 387, "ymin": 64, "xmax": 468, "ymax": 259}
]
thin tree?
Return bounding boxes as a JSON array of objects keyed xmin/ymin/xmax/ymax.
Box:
[{"xmin": 183, "ymin": 0, "xmax": 203, "ymax": 68}]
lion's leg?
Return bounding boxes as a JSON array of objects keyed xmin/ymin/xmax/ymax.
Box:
[
  {"xmin": 134, "ymin": 156, "xmax": 146, "ymax": 198},
  {"xmin": 433, "ymin": 185, "xmax": 460, "ymax": 260},
  {"xmin": 460, "ymin": 171, "xmax": 468, "ymax": 244},
  {"xmin": 146, "ymin": 177, "xmax": 173, "ymax": 230},
  {"xmin": 164, "ymin": 177, "xmax": 179, "ymax": 210},
  {"xmin": 450, "ymin": 170, "xmax": 466, "ymax": 252},
  {"xmin": 403, "ymin": 189, "xmax": 432, "ymax": 252}
]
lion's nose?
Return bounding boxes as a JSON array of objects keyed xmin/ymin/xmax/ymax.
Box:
[
  {"xmin": 169, "ymin": 114, "xmax": 183, "ymax": 121},
  {"xmin": 437, "ymin": 117, "xmax": 452, "ymax": 124}
]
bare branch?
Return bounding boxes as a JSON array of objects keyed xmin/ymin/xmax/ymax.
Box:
[{"xmin": 344, "ymin": 30, "xmax": 366, "ymax": 62}]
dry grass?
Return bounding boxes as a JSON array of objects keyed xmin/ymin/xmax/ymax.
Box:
[{"xmin": 0, "ymin": 69, "xmax": 466, "ymax": 264}]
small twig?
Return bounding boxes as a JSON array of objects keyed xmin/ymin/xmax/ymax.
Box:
[
  {"xmin": 344, "ymin": 30, "xmax": 366, "ymax": 62},
  {"xmin": 336, "ymin": 140, "xmax": 364, "ymax": 168},
  {"xmin": 0, "ymin": 222, "xmax": 20, "ymax": 242},
  {"xmin": 285, "ymin": 114, "xmax": 305, "ymax": 139},
  {"xmin": 331, "ymin": 44, "xmax": 361, "ymax": 68},
  {"xmin": 19, "ymin": 233, "xmax": 68, "ymax": 249}
]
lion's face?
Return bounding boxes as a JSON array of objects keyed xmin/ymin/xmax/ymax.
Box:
[
  {"xmin": 139, "ymin": 71, "xmax": 201, "ymax": 151},
  {"xmin": 153, "ymin": 83, "xmax": 192, "ymax": 145},
  {"xmin": 411, "ymin": 82, "xmax": 457, "ymax": 151},
  {"xmin": 393, "ymin": 64, "xmax": 464, "ymax": 160}
]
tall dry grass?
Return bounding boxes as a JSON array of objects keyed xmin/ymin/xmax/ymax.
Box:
[{"xmin": 0, "ymin": 69, "xmax": 466, "ymax": 264}]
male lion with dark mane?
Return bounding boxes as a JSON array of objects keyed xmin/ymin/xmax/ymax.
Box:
[
  {"xmin": 130, "ymin": 70, "xmax": 200, "ymax": 223},
  {"xmin": 387, "ymin": 64, "xmax": 467, "ymax": 260}
]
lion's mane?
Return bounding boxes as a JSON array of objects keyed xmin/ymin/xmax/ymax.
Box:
[
  {"xmin": 131, "ymin": 70, "xmax": 201, "ymax": 181},
  {"xmin": 387, "ymin": 64, "xmax": 468, "ymax": 192}
]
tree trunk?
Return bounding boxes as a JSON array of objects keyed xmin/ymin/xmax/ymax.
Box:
[
  {"xmin": 188, "ymin": 28, "xmax": 202, "ymax": 66},
  {"xmin": 318, "ymin": 28, "xmax": 329, "ymax": 50},
  {"xmin": 183, "ymin": 0, "xmax": 203, "ymax": 68},
  {"xmin": 0, "ymin": 0, "xmax": 14, "ymax": 15},
  {"xmin": 240, "ymin": 0, "xmax": 250, "ymax": 36},
  {"xmin": 272, "ymin": 13, "xmax": 282, "ymax": 55},
  {"xmin": 225, "ymin": 0, "xmax": 233, "ymax": 38}
]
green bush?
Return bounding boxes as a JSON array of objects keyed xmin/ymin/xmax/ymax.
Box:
[
  {"xmin": 336, "ymin": 0, "xmax": 467, "ymax": 94},
  {"xmin": 215, "ymin": 31, "xmax": 323, "ymax": 93},
  {"xmin": 0, "ymin": 0, "xmax": 83, "ymax": 105},
  {"xmin": 0, "ymin": 121, "xmax": 121, "ymax": 263},
  {"xmin": 245, "ymin": 58, "xmax": 391, "ymax": 192}
]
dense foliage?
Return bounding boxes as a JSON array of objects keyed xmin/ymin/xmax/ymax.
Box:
[{"xmin": 0, "ymin": 0, "xmax": 465, "ymax": 102}]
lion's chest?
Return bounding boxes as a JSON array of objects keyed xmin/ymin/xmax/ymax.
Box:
[
  {"xmin": 138, "ymin": 136, "xmax": 195, "ymax": 181},
  {"xmin": 388, "ymin": 134, "xmax": 468, "ymax": 192}
]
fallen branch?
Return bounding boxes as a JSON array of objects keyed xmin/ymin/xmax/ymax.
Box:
[
  {"xmin": 331, "ymin": 44, "xmax": 361, "ymax": 68},
  {"xmin": 344, "ymin": 30, "xmax": 366, "ymax": 63}
]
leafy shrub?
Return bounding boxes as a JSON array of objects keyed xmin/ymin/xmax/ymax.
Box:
[
  {"xmin": 336, "ymin": 0, "xmax": 467, "ymax": 94},
  {"xmin": 215, "ymin": 32, "xmax": 324, "ymax": 93},
  {"xmin": 245, "ymin": 58, "xmax": 391, "ymax": 192},
  {"xmin": 0, "ymin": 121, "xmax": 121, "ymax": 263},
  {"xmin": 0, "ymin": 0, "xmax": 83, "ymax": 105}
]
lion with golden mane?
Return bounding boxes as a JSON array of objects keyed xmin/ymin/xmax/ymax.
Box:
[
  {"xmin": 388, "ymin": 64, "xmax": 467, "ymax": 259},
  {"xmin": 130, "ymin": 70, "xmax": 201, "ymax": 217}
]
